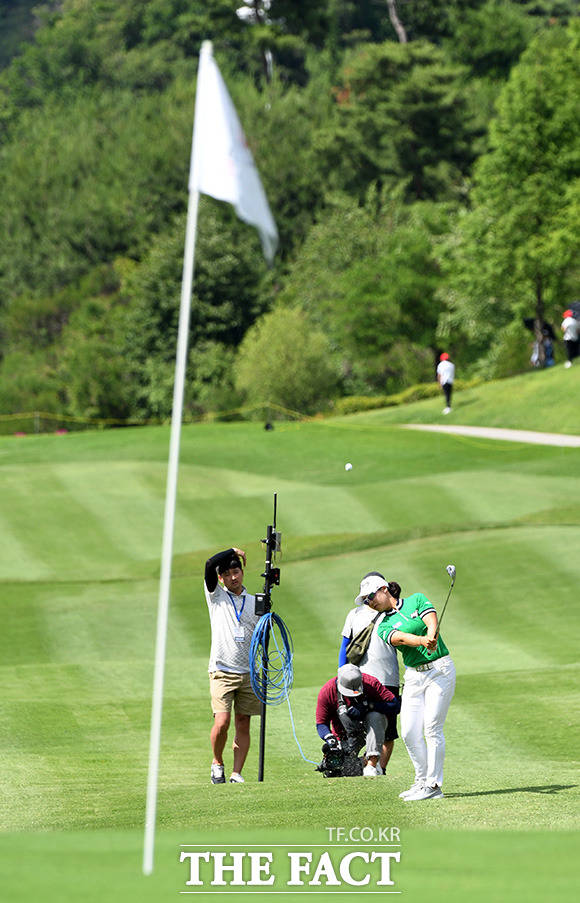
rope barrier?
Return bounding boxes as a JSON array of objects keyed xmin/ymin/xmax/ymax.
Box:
[{"xmin": 0, "ymin": 402, "xmax": 310, "ymax": 435}]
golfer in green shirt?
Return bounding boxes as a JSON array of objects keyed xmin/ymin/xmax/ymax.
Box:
[{"xmin": 355, "ymin": 573, "xmax": 456, "ymax": 801}]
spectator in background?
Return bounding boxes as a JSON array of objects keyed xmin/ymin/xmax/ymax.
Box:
[
  {"xmin": 530, "ymin": 332, "xmax": 554, "ymax": 369},
  {"xmin": 436, "ymin": 353, "xmax": 455, "ymax": 414},
  {"xmin": 543, "ymin": 330, "xmax": 555, "ymax": 368},
  {"xmin": 561, "ymin": 310, "xmax": 579, "ymax": 369}
]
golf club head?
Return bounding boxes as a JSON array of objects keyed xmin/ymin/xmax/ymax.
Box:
[{"xmin": 446, "ymin": 564, "xmax": 456, "ymax": 582}]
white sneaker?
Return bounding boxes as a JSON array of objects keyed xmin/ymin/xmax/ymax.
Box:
[
  {"xmin": 443, "ymin": 407, "xmax": 451, "ymax": 414},
  {"xmin": 564, "ymin": 361, "xmax": 572, "ymax": 368},
  {"xmin": 229, "ymin": 772, "xmax": 245, "ymax": 784},
  {"xmin": 210, "ymin": 763, "xmax": 225, "ymax": 784},
  {"xmin": 405, "ymin": 784, "xmax": 444, "ymax": 801},
  {"xmin": 398, "ymin": 780, "xmax": 425, "ymax": 800},
  {"xmin": 363, "ymin": 763, "xmax": 381, "ymax": 777}
]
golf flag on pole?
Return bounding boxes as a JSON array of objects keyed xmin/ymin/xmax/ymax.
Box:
[
  {"xmin": 143, "ymin": 40, "xmax": 278, "ymax": 877},
  {"xmin": 190, "ymin": 41, "xmax": 278, "ymax": 264}
]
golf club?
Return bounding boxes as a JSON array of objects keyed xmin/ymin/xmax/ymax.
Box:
[{"xmin": 434, "ymin": 564, "xmax": 456, "ymax": 640}]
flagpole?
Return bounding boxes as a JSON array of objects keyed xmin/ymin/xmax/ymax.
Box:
[
  {"xmin": 143, "ymin": 48, "xmax": 208, "ymax": 877},
  {"xmin": 143, "ymin": 38, "xmax": 276, "ymax": 874}
]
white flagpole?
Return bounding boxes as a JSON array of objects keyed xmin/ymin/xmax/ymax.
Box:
[
  {"xmin": 142, "ymin": 43, "xmax": 210, "ymax": 877},
  {"xmin": 143, "ymin": 38, "xmax": 277, "ymax": 873}
]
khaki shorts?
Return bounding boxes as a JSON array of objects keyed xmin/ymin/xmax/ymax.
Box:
[{"xmin": 209, "ymin": 670, "xmax": 261, "ymax": 716}]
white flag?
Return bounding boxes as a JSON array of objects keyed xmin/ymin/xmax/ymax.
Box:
[{"xmin": 190, "ymin": 42, "xmax": 278, "ymax": 265}]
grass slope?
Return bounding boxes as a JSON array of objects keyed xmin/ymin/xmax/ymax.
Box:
[
  {"xmin": 346, "ymin": 362, "xmax": 580, "ymax": 433},
  {"xmin": 0, "ymin": 418, "xmax": 578, "ymax": 901}
]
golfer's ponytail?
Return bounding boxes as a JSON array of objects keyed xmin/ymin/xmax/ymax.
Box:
[{"xmin": 387, "ymin": 581, "xmax": 401, "ymax": 600}]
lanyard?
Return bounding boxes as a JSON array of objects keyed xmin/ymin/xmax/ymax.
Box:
[{"xmin": 227, "ymin": 591, "xmax": 246, "ymax": 624}]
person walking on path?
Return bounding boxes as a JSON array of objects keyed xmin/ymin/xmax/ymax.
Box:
[
  {"xmin": 204, "ymin": 547, "xmax": 260, "ymax": 785},
  {"xmin": 561, "ymin": 310, "xmax": 579, "ymax": 368},
  {"xmin": 436, "ymin": 353, "xmax": 455, "ymax": 414},
  {"xmin": 357, "ymin": 574, "xmax": 456, "ymax": 800}
]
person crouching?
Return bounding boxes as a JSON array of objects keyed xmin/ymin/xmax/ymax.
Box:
[{"xmin": 315, "ymin": 664, "xmax": 400, "ymax": 777}]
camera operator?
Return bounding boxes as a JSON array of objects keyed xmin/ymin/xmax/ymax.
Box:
[{"xmin": 315, "ymin": 664, "xmax": 400, "ymax": 777}]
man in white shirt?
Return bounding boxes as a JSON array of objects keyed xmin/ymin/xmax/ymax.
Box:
[
  {"xmin": 561, "ymin": 309, "xmax": 579, "ymax": 368},
  {"xmin": 436, "ymin": 352, "xmax": 455, "ymax": 414},
  {"xmin": 204, "ymin": 547, "xmax": 260, "ymax": 784}
]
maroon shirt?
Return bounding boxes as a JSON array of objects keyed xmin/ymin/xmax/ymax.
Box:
[{"xmin": 316, "ymin": 674, "xmax": 396, "ymax": 740}]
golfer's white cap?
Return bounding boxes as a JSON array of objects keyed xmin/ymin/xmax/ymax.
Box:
[
  {"xmin": 337, "ymin": 664, "xmax": 363, "ymax": 697},
  {"xmin": 354, "ymin": 574, "xmax": 387, "ymax": 606}
]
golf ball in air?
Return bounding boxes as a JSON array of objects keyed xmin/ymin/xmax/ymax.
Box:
[{"xmin": 345, "ymin": 463, "xmax": 353, "ymax": 471}]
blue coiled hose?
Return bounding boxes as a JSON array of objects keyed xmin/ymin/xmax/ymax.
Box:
[
  {"xmin": 250, "ymin": 612, "xmax": 318, "ymax": 764},
  {"xmin": 249, "ymin": 611, "xmax": 293, "ymax": 704}
]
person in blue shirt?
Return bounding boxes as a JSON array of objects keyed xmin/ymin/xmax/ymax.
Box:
[{"xmin": 338, "ymin": 572, "xmax": 400, "ymax": 773}]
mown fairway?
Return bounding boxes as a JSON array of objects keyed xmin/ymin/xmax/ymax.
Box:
[{"xmin": 0, "ymin": 415, "xmax": 578, "ymax": 901}]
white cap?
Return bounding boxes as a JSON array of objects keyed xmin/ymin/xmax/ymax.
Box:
[{"xmin": 354, "ymin": 574, "xmax": 387, "ymax": 606}]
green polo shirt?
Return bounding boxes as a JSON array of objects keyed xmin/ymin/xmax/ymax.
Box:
[{"xmin": 376, "ymin": 593, "xmax": 450, "ymax": 669}]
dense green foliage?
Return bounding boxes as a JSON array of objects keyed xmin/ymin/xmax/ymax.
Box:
[
  {"xmin": 438, "ymin": 20, "xmax": 580, "ymax": 372},
  {"xmin": 234, "ymin": 306, "xmax": 341, "ymax": 413},
  {"xmin": 316, "ymin": 40, "xmax": 476, "ymax": 201},
  {"xmin": 0, "ymin": 0, "xmax": 42, "ymax": 69},
  {"xmin": 0, "ymin": 1, "xmax": 578, "ymax": 420},
  {"xmin": 278, "ymin": 193, "xmax": 447, "ymax": 394}
]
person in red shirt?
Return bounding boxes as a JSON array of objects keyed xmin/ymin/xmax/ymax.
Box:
[{"xmin": 316, "ymin": 664, "xmax": 400, "ymax": 777}]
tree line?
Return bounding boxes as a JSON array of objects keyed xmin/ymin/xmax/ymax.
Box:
[{"xmin": 0, "ymin": 0, "xmax": 578, "ymax": 420}]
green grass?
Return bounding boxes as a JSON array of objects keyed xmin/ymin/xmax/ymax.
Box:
[
  {"xmin": 0, "ymin": 412, "xmax": 578, "ymax": 901},
  {"xmin": 342, "ymin": 362, "xmax": 580, "ymax": 433},
  {"xmin": 0, "ymin": 827, "xmax": 575, "ymax": 903}
]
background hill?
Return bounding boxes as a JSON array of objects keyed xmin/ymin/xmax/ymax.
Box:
[
  {"xmin": 0, "ymin": 1, "xmax": 578, "ymax": 424},
  {"xmin": 347, "ymin": 362, "xmax": 580, "ymax": 434}
]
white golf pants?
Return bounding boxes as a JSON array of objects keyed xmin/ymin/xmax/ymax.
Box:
[{"xmin": 400, "ymin": 655, "xmax": 456, "ymax": 789}]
